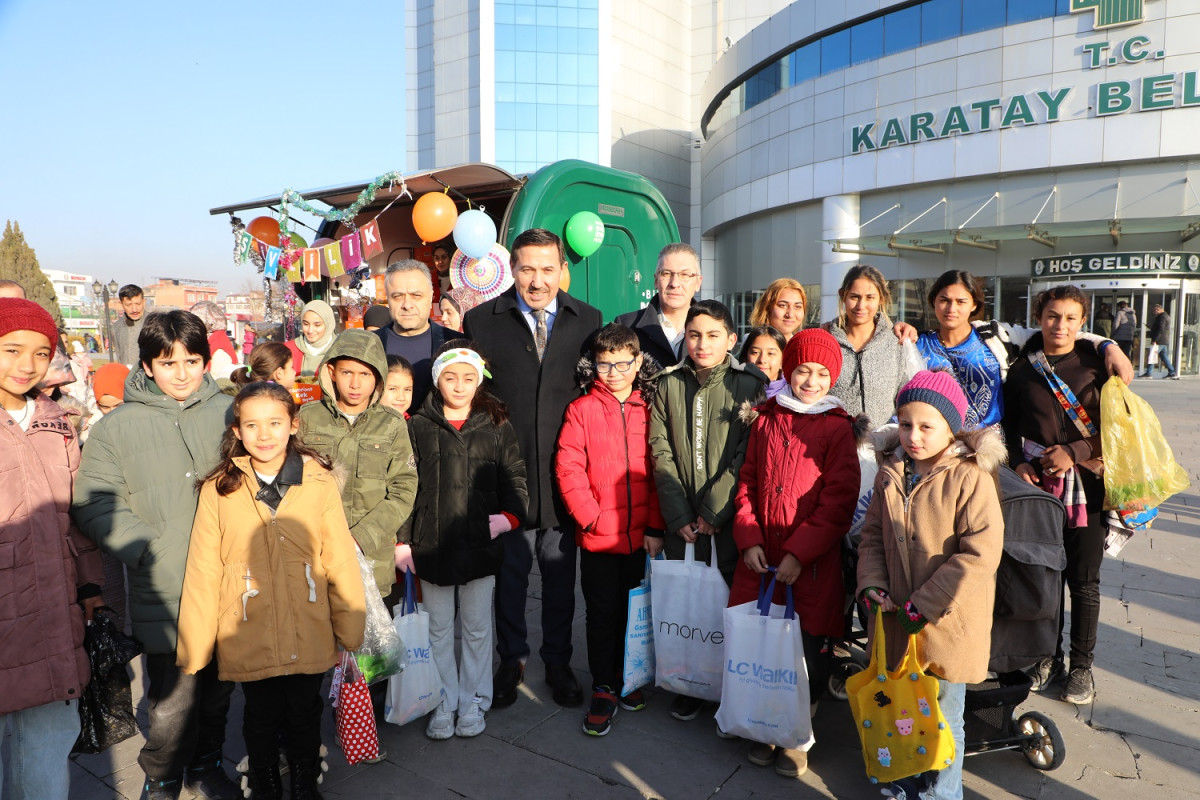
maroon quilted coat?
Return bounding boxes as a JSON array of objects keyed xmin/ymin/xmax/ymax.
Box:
[
  {"xmin": 1, "ymin": 395, "xmax": 103, "ymax": 714},
  {"xmin": 555, "ymin": 362, "xmax": 665, "ymax": 555},
  {"xmin": 730, "ymin": 398, "xmax": 861, "ymax": 637}
]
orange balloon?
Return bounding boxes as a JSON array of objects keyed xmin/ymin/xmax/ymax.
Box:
[
  {"xmin": 412, "ymin": 192, "xmax": 458, "ymax": 243},
  {"xmin": 246, "ymin": 216, "xmax": 281, "ymax": 246},
  {"xmin": 560, "ymin": 264, "xmax": 571, "ymax": 293}
]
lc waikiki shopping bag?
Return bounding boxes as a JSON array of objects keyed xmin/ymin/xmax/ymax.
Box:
[
  {"xmin": 651, "ymin": 541, "xmax": 730, "ymax": 701},
  {"xmin": 333, "ymin": 651, "xmax": 380, "ymax": 765},
  {"xmin": 622, "ymin": 555, "xmax": 657, "ymax": 697},
  {"xmin": 384, "ymin": 570, "xmax": 444, "ymax": 727},
  {"xmin": 1100, "ymin": 376, "xmax": 1190, "ymax": 530},
  {"xmin": 847, "ymin": 607, "xmax": 955, "ymax": 784},
  {"xmin": 715, "ymin": 573, "xmax": 813, "ymax": 750}
]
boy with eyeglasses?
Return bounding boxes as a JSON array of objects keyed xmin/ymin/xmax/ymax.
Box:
[{"xmin": 554, "ymin": 323, "xmax": 665, "ymax": 736}]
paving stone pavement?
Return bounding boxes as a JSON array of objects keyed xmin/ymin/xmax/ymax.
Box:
[{"xmin": 44, "ymin": 379, "xmax": 1200, "ymax": 800}]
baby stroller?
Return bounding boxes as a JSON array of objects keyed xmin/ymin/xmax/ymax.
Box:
[
  {"xmin": 962, "ymin": 465, "xmax": 1067, "ymax": 771},
  {"xmin": 830, "ymin": 466, "xmax": 1068, "ymax": 772}
]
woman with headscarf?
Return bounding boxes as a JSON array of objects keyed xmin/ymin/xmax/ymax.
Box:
[{"xmin": 286, "ymin": 299, "xmax": 337, "ymax": 377}]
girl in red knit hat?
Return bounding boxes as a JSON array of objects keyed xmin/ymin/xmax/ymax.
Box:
[
  {"xmin": 0, "ymin": 298, "xmax": 104, "ymax": 800},
  {"xmin": 729, "ymin": 328, "xmax": 864, "ymax": 778}
]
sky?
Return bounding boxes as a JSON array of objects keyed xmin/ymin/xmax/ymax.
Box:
[{"xmin": 0, "ymin": 0, "xmax": 407, "ymax": 294}]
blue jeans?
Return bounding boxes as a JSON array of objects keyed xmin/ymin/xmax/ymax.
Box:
[
  {"xmin": 1148, "ymin": 344, "xmax": 1176, "ymax": 376},
  {"xmin": 925, "ymin": 681, "xmax": 966, "ymax": 800},
  {"xmin": 0, "ymin": 699, "xmax": 79, "ymax": 800}
]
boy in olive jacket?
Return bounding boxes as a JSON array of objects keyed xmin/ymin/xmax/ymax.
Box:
[{"xmin": 298, "ymin": 329, "xmax": 417, "ymax": 598}]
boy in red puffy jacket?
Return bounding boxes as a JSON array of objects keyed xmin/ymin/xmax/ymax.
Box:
[{"xmin": 555, "ymin": 323, "xmax": 665, "ymax": 737}]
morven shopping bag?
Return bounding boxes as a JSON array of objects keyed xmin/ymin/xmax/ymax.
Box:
[{"xmin": 651, "ymin": 542, "xmax": 729, "ymax": 701}]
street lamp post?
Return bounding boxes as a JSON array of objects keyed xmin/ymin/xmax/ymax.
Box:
[{"xmin": 92, "ymin": 279, "xmax": 120, "ymax": 362}]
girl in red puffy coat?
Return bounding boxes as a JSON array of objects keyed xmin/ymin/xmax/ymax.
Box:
[
  {"xmin": 731, "ymin": 328, "xmax": 862, "ymax": 778},
  {"xmin": 555, "ymin": 323, "xmax": 665, "ymax": 737}
]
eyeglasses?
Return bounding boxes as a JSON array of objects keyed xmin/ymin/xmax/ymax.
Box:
[
  {"xmin": 595, "ymin": 359, "xmax": 637, "ymax": 374},
  {"xmin": 656, "ymin": 270, "xmax": 699, "ymax": 282}
]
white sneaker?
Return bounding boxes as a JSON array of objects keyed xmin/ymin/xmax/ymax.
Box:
[
  {"xmin": 455, "ymin": 696, "xmax": 486, "ymax": 738},
  {"xmin": 425, "ymin": 698, "xmax": 455, "ymax": 740}
]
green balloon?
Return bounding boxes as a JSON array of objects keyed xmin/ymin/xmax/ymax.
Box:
[
  {"xmin": 564, "ymin": 211, "xmax": 605, "ymax": 258},
  {"xmin": 284, "ymin": 231, "xmax": 308, "ymax": 249}
]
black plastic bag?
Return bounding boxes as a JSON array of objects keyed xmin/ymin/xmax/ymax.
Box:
[{"xmin": 73, "ymin": 607, "xmax": 143, "ymax": 754}]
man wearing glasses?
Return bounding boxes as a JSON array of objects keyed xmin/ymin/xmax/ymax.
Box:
[{"xmin": 615, "ymin": 243, "xmax": 702, "ymax": 369}]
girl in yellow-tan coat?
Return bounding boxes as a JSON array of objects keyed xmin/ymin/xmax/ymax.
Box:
[{"xmin": 177, "ymin": 382, "xmax": 365, "ymax": 798}]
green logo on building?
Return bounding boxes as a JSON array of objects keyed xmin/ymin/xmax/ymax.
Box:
[{"xmin": 1070, "ymin": 0, "xmax": 1152, "ymax": 30}]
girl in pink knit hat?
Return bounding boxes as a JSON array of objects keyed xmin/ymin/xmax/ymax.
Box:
[{"xmin": 856, "ymin": 369, "xmax": 1006, "ymax": 800}]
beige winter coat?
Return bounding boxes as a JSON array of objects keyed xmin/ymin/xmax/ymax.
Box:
[
  {"xmin": 856, "ymin": 427, "xmax": 1005, "ymax": 684},
  {"xmin": 176, "ymin": 456, "xmax": 366, "ymax": 683}
]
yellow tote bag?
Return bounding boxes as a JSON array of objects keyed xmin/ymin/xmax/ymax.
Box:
[{"xmin": 846, "ymin": 607, "xmax": 956, "ymax": 784}]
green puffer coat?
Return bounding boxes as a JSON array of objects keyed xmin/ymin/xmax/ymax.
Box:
[
  {"xmin": 72, "ymin": 371, "xmax": 232, "ymax": 654},
  {"xmin": 298, "ymin": 330, "xmax": 417, "ymax": 596},
  {"xmin": 649, "ymin": 356, "xmax": 766, "ymax": 582}
]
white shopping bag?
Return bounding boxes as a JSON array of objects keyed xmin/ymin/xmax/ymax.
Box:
[
  {"xmin": 383, "ymin": 571, "xmax": 444, "ymax": 727},
  {"xmin": 1148, "ymin": 347, "xmax": 1159, "ymax": 366},
  {"xmin": 715, "ymin": 573, "xmax": 813, "ymax": 750},
  {"xmin": 651, "ymin": 542, "xmax": 730, "ymax": 701},
  {"xmin": 622, "ymin": 556, "xmax": 656, "ymax": 697}
]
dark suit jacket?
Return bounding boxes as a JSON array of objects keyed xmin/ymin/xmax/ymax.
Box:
[
  {"xmin": 463, "ymin": 288, "xmax": 603, "ymax": 529},
  {"xmin": 614, "ymin": 295, "xmax": 686, "ymax": 371}
]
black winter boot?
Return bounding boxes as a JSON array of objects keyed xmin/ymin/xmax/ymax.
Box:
[
  {"xmin": 235, "ymin": 754, "xmax": 283, "ymax": 800},
  {"xmin": 144, "ymin": 777, "xmax": 182, "ymax": 800},
  {"xmin": 185, "ymin": 750, "xmax": 240, "ymax": 800},
  {"xmin": 286, "ymin": 744, "xmax": 328, "ymax": 800}
]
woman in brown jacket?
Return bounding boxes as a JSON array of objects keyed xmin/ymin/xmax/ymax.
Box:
[
  {"xmin": 857, "ymin": 370, "xmax": 1004, "ymax": 800},
  {"xmin": 177, "ymin": 382, "xmax": 366, "ymax": 799}
]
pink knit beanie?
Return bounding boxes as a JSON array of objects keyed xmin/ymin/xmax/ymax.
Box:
[{"xmin": 895, "ymin": 370, "xmax": 969, "ymax": 433}]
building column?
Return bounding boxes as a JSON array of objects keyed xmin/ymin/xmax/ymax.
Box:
[{"xmin": 820, "ymin": 194, "xmax": 860, "ymax": 322}]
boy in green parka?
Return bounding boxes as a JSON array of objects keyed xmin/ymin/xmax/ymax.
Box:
[
  {"xmin": 298, "ymin": 329, "xmax": 417, "ymax": 599},
  {"xmin": 649, "ymin": 299, "xmax": 766, "ymax": 723}
]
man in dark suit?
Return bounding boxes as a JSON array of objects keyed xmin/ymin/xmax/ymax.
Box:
[
  {"xmin": 614, "ymin": 243, "xmax": 701, "ymax": 369},
  {"xmin": 374, "ymin": 260, "xmax": 455, "ymax": 409},
  {"xmin": 463, "ymin": 228, "xmax": 603, "ymax": 709}
]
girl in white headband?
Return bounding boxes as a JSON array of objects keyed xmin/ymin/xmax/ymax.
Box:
[{"xmin": 399, "ymin": 340, "xmax": 528, "ymax": 741}]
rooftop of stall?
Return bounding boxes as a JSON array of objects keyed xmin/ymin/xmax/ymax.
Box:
[
  {"xmin": 210, "ymin": 159, "xmax": 681, "ymax": 319},
  {"xmin": 210, "ymin": 164, "xmax": 524, "ymax": 302}
]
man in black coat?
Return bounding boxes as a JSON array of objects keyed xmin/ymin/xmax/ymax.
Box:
[
  {"xmin": 374, "ymin": 260, "xmax": 455, "ymax": 408},
  {"xmin": 613, "ymin": 243, "xmax": 700, "ymax": 369},
  {"xmin": 463, "ymin": 228, "xmax": 603, "ymax": 709}
]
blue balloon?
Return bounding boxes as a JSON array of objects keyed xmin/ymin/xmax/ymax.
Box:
[{"xmin": 453, "ymin": 209, "xmax": 497, "ymax": 260}]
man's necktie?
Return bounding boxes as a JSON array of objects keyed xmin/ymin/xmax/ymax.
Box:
[{"xmin": 533, "ymin": 308, "xmax": 548, "ymax": 362}]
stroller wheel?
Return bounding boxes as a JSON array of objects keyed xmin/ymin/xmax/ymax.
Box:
[
  {"xmin": 1017, "ymin": 711, "xmax": 1066, "ymax": 770},
  {"xmin": 828, "ymin": 661, "xmax": 865, "ymax": 701}
]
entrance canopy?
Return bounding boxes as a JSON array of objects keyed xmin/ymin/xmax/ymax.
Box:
[
  {"xmin": 826, "ymin": 185, "xmax": 1200, "ymax": 257},
  {"xmin": 208, "ymin": 163, "xmax": 524, "ymax": 217}
]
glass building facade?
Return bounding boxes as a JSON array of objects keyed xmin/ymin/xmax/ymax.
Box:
[
  {"xmin": 494, "ymin": 0, "xmax": 601, "ymax": 174},
  {"xmin": 705, "ymin": 0, "xmax": 1077, "ymax": 137}
]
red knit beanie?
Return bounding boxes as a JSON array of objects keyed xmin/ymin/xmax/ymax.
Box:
[
  {"xmin": 782, "ymin": 328, "xmax": 843, "ymax": 385},
  {"xmin": 0, "ymin": 298, "xmax": 59, "ymax": 347}
]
